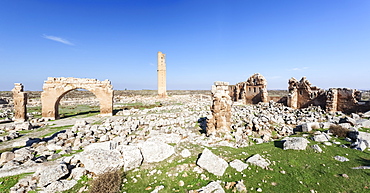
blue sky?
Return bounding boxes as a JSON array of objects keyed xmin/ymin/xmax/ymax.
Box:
[{"xmin": 1, "ymin": 0, "xmax": 369, "ymax": 91}]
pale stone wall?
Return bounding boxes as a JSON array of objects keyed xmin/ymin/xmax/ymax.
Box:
[
  {"xmin": 287, "ymin": 77, "xmax": 325, "ymax": 109},
  {"xmin": 229, "ymin": 73, "xmax": 268, "ymax": 104},
  {"xmin": 157, "ymin": 51, "xmax": 167, "ymax": 98},
  {"xmin": 41, "ymin": 77, "xmax": 113, "ymax": 120},
  {"xmin": 326, "ymin": 88, "xmax": 338, "ymax": 112},
  {"xmin": 207, "ymin": 81, "xmax": 232, "ymax": 136},
  {"xmin": 12, "ymin": 83, "xmax": 27, "ymax": 122},
  {"xmin": 326, "ymin": 88, "xmax": 364, "ymax": 113}
]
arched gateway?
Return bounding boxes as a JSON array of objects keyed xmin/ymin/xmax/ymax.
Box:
[{"xmin": 41, "ymin": 77, "xmax": 113, "ymax": 120}]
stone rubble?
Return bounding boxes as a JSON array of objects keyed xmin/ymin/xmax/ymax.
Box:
[{"xmin": 0, "ymin": 93, "xmax": 369, "ymax": 192}]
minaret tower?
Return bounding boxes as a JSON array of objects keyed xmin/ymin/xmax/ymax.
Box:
[{"xmin": 157, "ymin": 51, "xmax": 167, "ymax": 97}]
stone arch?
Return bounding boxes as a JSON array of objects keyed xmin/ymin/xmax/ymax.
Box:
[{"xmin": 41, "ymin": 77, "xmax": 113, "ymax": 120}]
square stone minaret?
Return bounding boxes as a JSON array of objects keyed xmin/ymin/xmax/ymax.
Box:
[{"xmin": 157, "ymin": 51, "xmax": 167, "ymax": 97}]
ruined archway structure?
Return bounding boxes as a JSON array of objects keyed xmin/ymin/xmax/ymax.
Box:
[
  {"xmin": 229, "ymin": 73, "xmax": 268, "ymax": 104},
  {"xmin": 41, "ymin": 77, "xmax": 113, "ymax": 120}
]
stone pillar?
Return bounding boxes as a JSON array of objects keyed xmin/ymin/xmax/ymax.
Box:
[
  {"xmin": 12, "ymin": 83, "xmax": 27, "ymax": 122},
  {"xmin": 207, "ymin": 81, "xmax": 232, "ymax": 136},
  {"xmin": 157, "ymin": 51, "xmax": 167, "ymax": 98}
]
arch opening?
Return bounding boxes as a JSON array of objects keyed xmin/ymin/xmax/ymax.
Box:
[
  {"xmin": 55, "ymin": 88, "xmax": 101, "ymax": 119},
  {"xmin": 41, "ymin": 77, "xmax": 113, "ymax": 120}
]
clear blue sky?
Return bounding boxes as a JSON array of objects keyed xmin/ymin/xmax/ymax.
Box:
[{"xmin": 1, "ymin": 0, "xmax": 369, "ymax": 91}]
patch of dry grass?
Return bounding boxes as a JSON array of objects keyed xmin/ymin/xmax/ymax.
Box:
[
  {"xmin": 329, "ymin": 125, "xmax": 349, "ymax": 138},
  {"xmin": 89, "ymin": 170, "xmax": 123, "ymax": 193}
]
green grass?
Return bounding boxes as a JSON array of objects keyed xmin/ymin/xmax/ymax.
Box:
[
  {"xmin": 359, "ymin": 127, "xmax": 370, "ymax": 133},
  {"xmin": 121, "ymin": 138, "xmax": 370, "ymax": 193},
  {"xmin": 59, "ymin": 105, "xmax": 100, "ymax": 118},
  {"xmin": 27, "ymin": 105, "xmax": 101, "ymax": 119},
  {"xmin": 62, "ymin": 175, "xmax": 91, "ymax": 193},
  {"xmin": 0, "ymin": 173, "xmax": 33, "ymax": 193}
]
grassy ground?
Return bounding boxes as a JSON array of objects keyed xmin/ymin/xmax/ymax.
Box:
[
  {"xmin": 0, "ymin": 173, "xmax": 33, "ymax": 193},
  {"xmin": 121, "ymin": 138, "xmax": 370, "ymax": 193}
]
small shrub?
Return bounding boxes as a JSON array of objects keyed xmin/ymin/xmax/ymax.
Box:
[
  {"xmin": 329, "ymin": 125, "xmax": 349, "ymax": 138},
  {"xmin": 89, "ymin": 170, "xmax": 123, "ymax": 193}
]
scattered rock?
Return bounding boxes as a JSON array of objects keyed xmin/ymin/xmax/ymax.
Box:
[
  {"xmin": 333, "ymin": 156, "xmax": 349, "ymax": 162},
  {"xmin": 246, "ymin": 154, "xmax": 270, "ymax": 169},
  {"xmin": 140, "ymin": 141, "xmax": 175, "ymax": 163},
  {"xmin": 311, "ymin": 144, "xmax": 323, "ymax": 153},
  {"xmin": 117, "ymin": 145, "xmax": 143, "ymax": 171},
  {"xmin": 38, "ymin": 163, "xmax": 69, "ymax": 187},
  {"xmin": 78, "ymin": 149, "xmax": 124, "ymax": 175},
  {"xmin": 197, "ymin": 181, "xmax": 225, "ymax": 193},
  {"xmin": 312, "ymin": 133, "xmax": 331, "ymax": 142},
  {"xmin": 283, "ymin": 137, "xmax": 310, "ymax": 150},
  {"xmin": 180, "ymin": 149, "xmax": 191, "ymax": 158},
  {"xmin": 197, "ymin": 148, "xmax": 228, "ymax": 176},
  {"xmin": 229, "ymin": 159, "xmax": 248, "ymax": 172}
]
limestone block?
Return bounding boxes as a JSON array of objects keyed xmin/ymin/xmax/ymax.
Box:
[
  {"xmin": 197, "ymin": 148, "xmax": 228, "ymax": 176},
  {"xmin": 140, "ymin": 141, "xmax": 174, "ymax": 163},
  {"xmin": 78, "ymin": 149, "xmax": 124, "ymax": 175},
  {"xmin": 0, "ymin": 152, "xmax": 15, "ymax": 164},
  {"xmin": 246, "ymin": 154, "xmax": 270, "ymax": 169},
  {"xmin": 38, "ymin": 163, "xmax": 69, "ymax": 187},
  {"xmin": 229, "ymin": 159, "xmax": 248, "ymax": 172},
  {"xmin": 283, "ymin": 137, "xmax": 310, "ymax": 150}
]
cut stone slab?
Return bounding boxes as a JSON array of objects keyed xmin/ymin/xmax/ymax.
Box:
[
  {"xmin": 0, "ymin": 152, "xmax": 15, "ymax": 164},
  {"xmin": 140, "ymin": 141, "xmax": 174, "ymax": 163},
  {"xmin": 311, "ymin": 144, "xmax": 323, "ymax": 153},
  {"xmin": 197, "ymin": 148, "xmax": 228, "ymax": 176},
  {"xmin": 146, "ymin": 133, "xmax": 182, "ymax": 144},
  {"xmin": 78, "ymin": 149, "xmax": 124, "ymax": 175},
  {"xmin": 180, "ymin": 149, "xmax": 191, "ymax": 158},
  {"xmin": 44, "ymin": 179, "xmax": 77, "ymax": 192},
  {"xmin": 352, "ymin": 166, "xmax": 370, "ymax": 169},
  {"xmin": 312, "ymin": 133, "xmax": 331, "ymax": 142},
  {"xmin": 84, "ymin": 141, "xmax": 118, "ymax": 151},
  {"xmin": 38, "ymin": 163, "xmax": 69, "ymax": 187},
  {"xmin": 197, "ymin": 181, "xmax": 225, "ymax": 193},
  {"xmin": 229, "ymin": 159, "xmax": 248, "ymax": 172},
  {"xmin": 283, "ymin": 137, "xmax": 310, "ymax": 150},
  {"xmin": 246, "ymin": 154, "xmax": 270, "ymax": 169},
  {"xmin": 301, "ymin": 122, "xmax": 319, "ymax": 132},
  {"xmin": 334, "ymin": 156, "xmax": 349, "ymax": 162},
  {"xmin": 116, "ymin": 145, "xmax": 143, "ymax": 171}
]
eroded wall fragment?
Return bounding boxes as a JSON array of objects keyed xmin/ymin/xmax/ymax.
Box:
[
  {"xmin": 229, "ymin": 73, "xmax": 268, "ymax": 104},
  {"xmin": 12, "ymin": 83, "xmax": 27, "ymax": 122},
  {"xmin": 207, "ymin": 81, "xmax": 232, "ymax": 136},
  {"xmin": 287, "ymin": 77, "xmax": 326, "ymax": 109}
]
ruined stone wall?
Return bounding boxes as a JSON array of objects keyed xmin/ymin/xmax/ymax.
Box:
[
  {"xmin": 41, "ymin": 77, "xmax": 113, "ymax": 120},
  {"xmin": 12, "ymin": 83, "xmax": 27, "ymax": 122},
  {"xmin": 326, "ymin": 88, "xmax": 370, "ymax": 113},
  {"xmin": 207, "ymin": 81, "xmax": 232, "ymax": 136},
  {"xmin": 229, "ymin": 73, "xmax": 268, "ymax": 104},
  {"xmin": 287, "ymin": 77, "xmax": 326, "ymax": 109},
  {"xmin": 287, "ymin": 77, "xmax": 370, "ymax": 113}
]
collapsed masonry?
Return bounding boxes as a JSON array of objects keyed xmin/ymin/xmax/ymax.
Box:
[
  {"xmin": 12, "ymin": 83, "xmax": 27, "ymax": 122},
  {"xmin": 229, "ymin": 73, "xmax": 268, "ymax": 104},
  {"xmin": 207, "ymin": 81, "xmax": 232, "ymax": 136},
  {"xmin": 41, "ymin": 77, "xmax": 113, "ymax": 120},
  {"xmin": 287, "ymin": 77, "xmax": 370, "ymax": 113}
]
